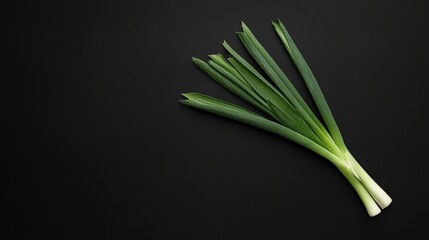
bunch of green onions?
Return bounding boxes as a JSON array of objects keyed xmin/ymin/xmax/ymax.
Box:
[{"xmin": 180, "ymin": 19, "xmax": 392, "ymax": 217}]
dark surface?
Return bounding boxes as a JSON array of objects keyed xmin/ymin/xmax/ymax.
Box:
[{"xmin": 5, "ymin": 0, "xmax": 429, "ymax": 239}]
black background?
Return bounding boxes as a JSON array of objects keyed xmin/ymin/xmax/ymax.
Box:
[{"xmin": 5, "ymin": 0, "xmax": 429, "ymax": 239}]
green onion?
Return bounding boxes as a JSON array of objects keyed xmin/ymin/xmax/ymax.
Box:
[{"xmin": 180, "ymin": 19, "xmax": 392, "ymax": 217}]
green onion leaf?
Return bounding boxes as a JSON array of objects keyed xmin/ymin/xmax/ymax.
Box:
[{"xmin": 273, "ymin": 19, "xmax": 346, "ymax": 151}]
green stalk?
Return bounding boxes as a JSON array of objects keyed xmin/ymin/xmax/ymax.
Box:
[{"xmin": 180, "ymin": 20, "xmax": 392, "ymax": 217}]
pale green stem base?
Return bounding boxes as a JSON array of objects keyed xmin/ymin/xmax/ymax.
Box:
[
  {"xmin": 332, "ymin": 151, "xmax": 392, "ymax": 216},
  {"xmin": 330, "ymin": 158, "xmax": 380, "ymax": 217},
  {"xmin": 345, "ymin": 152, "xmax": 392, "ymax": 209}
]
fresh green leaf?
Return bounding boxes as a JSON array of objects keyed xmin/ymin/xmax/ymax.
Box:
[
  {"xmin": 181, "ymin": 93, "xmax": 345, "ymax": 170},
  {"xmin": 238, "ymin": 25, "xmax": 341, "ymax": 155},
  {"xmin": 273, "ymin": 19, "xmax": 346, "ymax": 151},
  {"xmin": 192, "ymin": 57, "xmax": 268, "ymax": 113}
]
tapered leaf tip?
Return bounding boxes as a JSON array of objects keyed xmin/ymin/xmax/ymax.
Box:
[
  {"xmin": 191, "ymin": 57, "xmax": 205, "ymax": 65},
  {"xmin": 241, "ymin": 21, "xmax": 250, "ymax": 32},
  {"xmin": 272, "ymin": 20, "xmax": 280, "ymax": 28},
  {"xmin": 181, "ymin": 93, "xmax": 191, "ymax": 99},
  {"xmin": 277, "ymin": 18, "xmax": 287, "ymax": 29}
]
